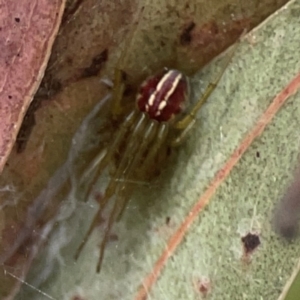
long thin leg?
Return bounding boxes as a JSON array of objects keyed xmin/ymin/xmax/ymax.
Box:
[
  {"xmin": 171, "ymin": 51, "xmax": 235, "ymax": 145},
  {"xmin": 74, "ymin": 113, "xmax": 147, "ymax": 262},
  {"xmin": 74, "ymin": 206, "xmax": 102, "ymax": 260},
  {"xmin": 111, "ymin": 5, "xmax": 145, "ymax": 118},
  {"xmin": 78, "ymin": 110, "xmax": 139, "ymax": 200},
  {"xmin": 171, "ymin": 119, "xmax": 196, "ymax": 147},
  {"xmin": 96, "ymin": 191, "xmax": 122, "ymax": 272},
  {"xmin": 175, "ymin": 45, "xmax": 237, "ymax": 132},
  {"xmin": 77, "ymin": 148, "xmax": 107, "ymax": 201},
  {"xmin": 142, "ymin": 123, "xmax": 169, "ymax": 171},
  {"xmin": 111, "ymin": 68, "xmax": 126, "ymax": 117},
  {"xmin": 96, "ymin": 118, "xmax": 156, "ymax": 272},
  {"xmin": 96, "ymin": 120, "xmax": 157, "ymax": 271},
  {"xmin": 97, "ymin": 113, "xmax": 147, "ymax": 205},
  {"xmin": 103, "ymin": 113, "xmax": 147, "ymax": 199},
  {"xmin": 172, "ymin": 42, "xmax": 240, "ymax": 148},
  {"xmin": 115, "ymin": 121, "xmax": 158, "ymax": 221},
  {"xmin": 173, "ymin": 29, "xmax": 248, "ymax": 145}
]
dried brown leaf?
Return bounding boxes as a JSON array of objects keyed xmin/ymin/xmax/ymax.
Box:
[{"xmin": 0, "ymin": 0, "xmax": 66, "ymax": 173}]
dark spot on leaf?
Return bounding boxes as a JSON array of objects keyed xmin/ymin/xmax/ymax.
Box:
[
  {"xmin": 166, "ymin": 216, "xmax": 171, "ymax": 225},
  {"xmin": 8, "ymin": 95, "xmax": 12, "ymax": 99},
  {"xmin": 16, "ymin": 73, "xmax": 64, "ymax": 152},
  {"xmin": 71, "ymin": 295, "xmax": 86, "ymax": 300},
  {"xmin": 14, "ymin": 17, "xmax": 20, "ymax": 23},
  {"xmin": 180, "ymin": 21, "xmax": 196, "ymax": 46},
  {"xmin": 241, "ymin": 232, "xmax": 260, "ymax": 254},
  {"xmin": 81, "ymin": 49, "xmax": 108, "ymax": 78},
  {"xmin": 193, "ymin": 276, "xmax": 211, "ymax": 296},
  {"xmin": 66, "ymin": 56, "xmax": 73, "ymax": 66},
  {"xmin": 123, "ymin": 83, "xmax": 134, "ymax": 97},
  {"xmin": 256, "ymin": 151, "xmax": 260, "ymax": 158},
  {"xmin": 121, "ymin": 69, "xmax": 128, "ymax": 82}
]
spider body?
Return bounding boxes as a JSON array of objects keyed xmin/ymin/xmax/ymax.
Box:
[
  {"xmin": 74, "ymin": 43, "xmax": 236, "ymax": 273},
  {"xmin": 137, "ymin": 69, "xmax": 189, "ymax": 122}
]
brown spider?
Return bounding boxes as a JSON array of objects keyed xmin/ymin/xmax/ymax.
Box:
[{"xmin": 73, "ymin": 36, "xmax": 237, "ymax": 273}]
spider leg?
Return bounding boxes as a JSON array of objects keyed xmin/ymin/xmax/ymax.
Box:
[
  {"xmin": 172, "ymin": 42, "xmax": 238, "ymax": 146},
  {"xmin": 74, "ymin": 185, "xmax": 119, "ymax": 262},
  {"xmin": 110, "ymin": 5, "xmax": 144, "ymax": 118},
  {"xmin": 74, "ymin": 113, "xmax": 148, "ymax": 266},
  {"xmin": 110, "ymin": 68, "xmax": 126, "ymax": 117},
  {"xmin": 115, "ymin": 120, "xmax": 158, "ymax": 221},
  {"xmin": 96, "ymin": 190, "xmax": 122, "ymax": 272},
  {"xmin": 91, "ymin": 113, "xmax": 147, "ymax": 206},
  {"xmin": 93, "ymin": 113, "xmax": 152, "ymax": 271},
  {"xmin": 142, "ymin": 123, "xmax": 169, "ymax": 171},
  {"xmin": 74, "ymin": 206, "xmax": 102, "ymax": 260},
  {"xmin": 78, "ymin": 110, "xmax": 139, "ymax": 200},
  {"xmin": 74, "ymin": 111, "xmax": 140, "ymax": 259},
  {"xmin": 104, "ymin": 112, "xmax": 148, "ymax": 198},
  {"xmin": 77, "ymin": 148, "xmax": 107, "ymax": 200},
  {"xmin": 171, "ymin": 119, "xmax": 196, "ymax": 147},
  {"xmin": 96, "ymin": 119, "xmax": 161, "ymax": 272}
]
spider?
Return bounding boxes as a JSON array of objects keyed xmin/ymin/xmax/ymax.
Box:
[{"xmin": 73, "ymin": 34, "xmax": 237, "ymax": 273}]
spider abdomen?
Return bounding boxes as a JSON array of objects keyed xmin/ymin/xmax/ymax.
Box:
[{"xmin": 136, "ymin": 69, "xmax": 189, "ymax": 122}]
